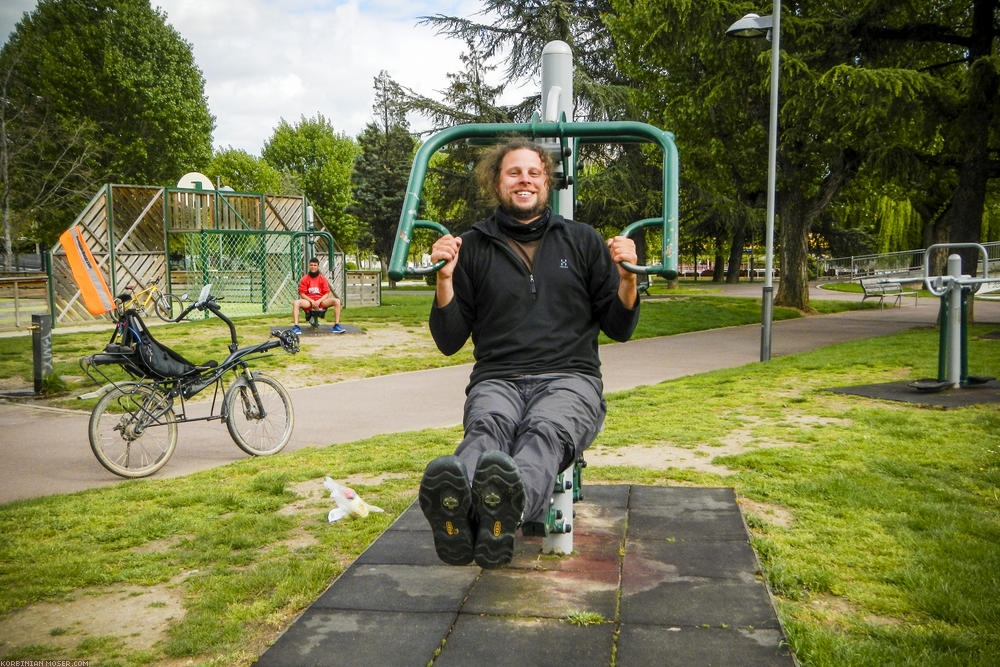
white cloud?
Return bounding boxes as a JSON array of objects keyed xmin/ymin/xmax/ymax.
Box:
[
  {"xmin": 2, "ymin": 1, "xmax": 515, "ymax": 155},
  {"xmin": 159, "ymin": 0, "xmax": 483, "ymax": 152}
]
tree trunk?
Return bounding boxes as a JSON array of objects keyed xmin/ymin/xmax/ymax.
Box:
[
  {"xmin": 943, "ymin": 56, "xmax": 997, "ymax": 276},
  {"xmin": 712, "ymin": 235, "xmax": 726, "ymax": 282},
  {"xmin": 725, "ymin": 224, "xmax": 746, "ymax": 284},
  {"xmin": 775, "ymin": 201, "xmax": 810, "ymax": 311}
]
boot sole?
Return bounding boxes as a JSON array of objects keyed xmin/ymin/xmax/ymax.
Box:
[
  {"xmin": 472, "ymin": 451, "xmax": 525, "ymax": 569},
  {"xmin": 419, "ymin": 456, "xmax": 474, "ymax": 565}
]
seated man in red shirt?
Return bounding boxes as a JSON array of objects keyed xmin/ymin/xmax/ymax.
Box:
[{"xmin": 292, "ymin": 258, "xmax": 344, "ymax": 334}]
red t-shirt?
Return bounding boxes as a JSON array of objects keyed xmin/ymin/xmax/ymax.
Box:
[{"xmin": 299, "ymin": 273, "xmax": 330, "ymax": 302}]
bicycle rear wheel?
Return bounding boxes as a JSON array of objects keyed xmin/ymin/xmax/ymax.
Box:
[
  {"xmin": 224, "ymin": 373, "xmax": 294, "ymax": 456},
  {"xmin": 154, "ymin": 293, "xmax": 184, "ymax": 322},
  {"xmin": 89, "ymin": 383, "xmax": 177, "ymax": 477}
]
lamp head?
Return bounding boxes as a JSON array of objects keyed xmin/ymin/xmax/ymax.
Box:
[{"xmin": 726, "ymin": 13, "xmax": 773, "ymax": 39}]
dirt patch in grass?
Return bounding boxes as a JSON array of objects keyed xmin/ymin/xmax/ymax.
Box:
[
  {"xmin": 586, "ymin": 414, "xmax": 849, "ymax": 476},
  {"xmin": 586, "ymin": 438, "xmax": 792, "ymax": 476},
  {"xmin": 0, "ymin": 583, "xmax": 185, "ymax": 658},
  {"xmin": 225, "ymin": 324, "xmax": 438, "ymax": 391},
  {"xmin": 739, "ymin": 497, "xmax": 795, "ymax": 528}
]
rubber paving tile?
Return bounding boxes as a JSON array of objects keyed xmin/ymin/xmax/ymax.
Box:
[
  {"xmin": 255, "ymin": 485, "xmax": 796, "ymax": 666},
  {"xmin": 827, "ymin": 379, "xmax": 1000, "ymax": 408}
]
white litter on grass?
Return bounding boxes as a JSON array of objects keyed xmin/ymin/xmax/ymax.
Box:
[{"xmin": 324, "ymin": 477, "xmax": 384, "ymax": 523}]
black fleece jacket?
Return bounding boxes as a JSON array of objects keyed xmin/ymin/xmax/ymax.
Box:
[{"xmin": 429, "ymin": 211, "xmax": 640, "ymax": 393}]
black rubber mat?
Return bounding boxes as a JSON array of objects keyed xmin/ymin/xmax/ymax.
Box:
[
  {"xmin": 256, "ymin": 485, "xmax": 795, "ymax": 667},
  {"xmin": 273, "ymin": 323, "xmax": 365, "ymax": 336},
  {"xmin": 827, "ymin": 379, "xmax": 1000, "ymax": 408}
]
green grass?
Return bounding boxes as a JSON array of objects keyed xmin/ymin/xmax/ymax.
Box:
[{"xmin": 1, "ymin": 322, "xmax": 998, "ymax": 665}]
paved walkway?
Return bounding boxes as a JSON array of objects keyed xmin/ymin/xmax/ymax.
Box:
[{"xmin": 2, "ymin": 283, "xmax": 996, "ymax": 504}]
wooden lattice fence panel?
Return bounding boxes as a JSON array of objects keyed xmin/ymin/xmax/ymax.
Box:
[{"xmin": 110, "ymin": 186, "xmax": 168, "ymax": 290}]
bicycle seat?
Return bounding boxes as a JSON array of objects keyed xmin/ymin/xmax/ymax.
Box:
[{"xmin": 111, "ymin": 311, "xmax": 215, "ymax": 380}]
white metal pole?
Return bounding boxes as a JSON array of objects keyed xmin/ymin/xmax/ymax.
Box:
[
  {"xmin": 947, "ymin": 254, "xmax": 963, "ymax": 387},
  {"xmin": 541, "ymin": 40, "xmax": 574, "ymax": 218},
  {"xmin": 761, "ymin": 0, "xmax": 780, "ymax": 362},
  {"xmin": 541, "ymin": 41, "xmax": 575, "ymax": 555}
]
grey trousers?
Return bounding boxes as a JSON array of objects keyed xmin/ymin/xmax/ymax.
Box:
[{"xmin": 455, "ymin": 372, "xmax": 606, "ymax": 522}]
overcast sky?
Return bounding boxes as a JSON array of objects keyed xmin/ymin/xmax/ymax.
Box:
[{"xmin": 1, "ymin": 1, "xmax": 524, "ymax": 155}]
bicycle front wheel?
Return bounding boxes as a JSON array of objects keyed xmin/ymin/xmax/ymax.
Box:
[
  {"xmin": 89, "ymin": 383, "xmax": 177, "ymax": 477},
  {"xmin": 224, "ymin": 373, "xmax": 294, "ymax": 456},
  {"xmin": 154, "ymin": 293, "xmax": 184, "ymax": 322}
]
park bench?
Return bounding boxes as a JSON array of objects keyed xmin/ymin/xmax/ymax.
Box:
[{"xmin": 859, "ymin": 277, "xmax": 918, "ymax": 309}]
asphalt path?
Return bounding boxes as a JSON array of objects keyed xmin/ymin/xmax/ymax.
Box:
[{"xmin": 2, "ymin": 283, "xmax": 995, "ymax": 504}]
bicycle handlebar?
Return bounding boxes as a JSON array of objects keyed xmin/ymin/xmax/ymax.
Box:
[{"xmin": 271, "ymin": 328, "xmax": 300, "ymax": 354}]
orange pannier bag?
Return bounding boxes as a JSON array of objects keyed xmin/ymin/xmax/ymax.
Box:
[{"xmin": 59, "ymin": 226, "xmax": 115, "ymax": 315}]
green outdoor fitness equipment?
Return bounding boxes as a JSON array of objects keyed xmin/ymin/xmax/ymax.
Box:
[
  {"xmin": 386, "ymin": 116, "xmax": 680, "ymax": 282},
  {"xmin": 392, "ymin": 40, "xmax": 680, "ymax": 555},
  {"xmin": 910, "ymin": 243, "xmax": 996, "ymax": 392}
]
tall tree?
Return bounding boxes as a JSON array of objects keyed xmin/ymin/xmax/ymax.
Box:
[
  {"xmin": 350, "ymin": 72, "xmax": 416, "ymax": 282},
  {"xmin": 0, "ymin": 0, "xmax": 214, "ymax": 248},
  {"xmin": 833, "ymin": 0, "xmax": 1000, "ymax": 275},
  {"xmin": 262, "ymin": 114, "xmax": 359, "ymax": 246},
  {"xmin": 421, "ymin": 0, "xmax": 631, "ymax": 121},
  {"xmin": 3, "ymin": 0, "xmax": 214, "ymax": 186},
  {"xmin": 206, "ymin": 147, "xmax": 282, "ymax": 194},
  {"xmin": 0, "ymin": 45, "xmax": 98, "ymax": 268},
  {"xmin": 613, "ymin": 0, "xmax": 1000, "ymax": 307}
]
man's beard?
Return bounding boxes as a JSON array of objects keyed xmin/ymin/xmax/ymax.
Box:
[
  {"xmin": 308, "ymin": 270, "xmax": 319, "ymax": 278},
  {"xmin": 498, "ymin": 193, "xmax": 548, "ymax": 221}
]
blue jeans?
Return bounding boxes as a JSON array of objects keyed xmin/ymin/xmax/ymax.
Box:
[{"xmin": 455, "ymin": 373, "xmax": 605, "ymax": 521}]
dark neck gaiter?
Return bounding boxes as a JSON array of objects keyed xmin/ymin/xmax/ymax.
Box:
[{"xmin": 494, "ymin": 206, "xmax": 551, "ymax": 242}]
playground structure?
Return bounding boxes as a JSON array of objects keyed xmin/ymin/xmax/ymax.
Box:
[
  {"xmin": 910, "ymin": 243, "xmax": 997, "ymax": 392},
  {"xmin": 389, "ymin": 41, "xmax": 679, "ymax": 554},
  {"xmin": 46, "ymin": 183, "xmax": 346, "ymax": 327}
]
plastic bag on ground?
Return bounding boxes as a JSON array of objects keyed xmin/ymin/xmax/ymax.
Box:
[{"xmin": 324, "ymin": 477, "xmax": 384, "ymax": 523}]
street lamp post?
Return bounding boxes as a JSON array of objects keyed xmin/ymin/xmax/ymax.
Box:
[{"xmin": 727, "ymin": 3, "xmax": 781, "ymax": 362}]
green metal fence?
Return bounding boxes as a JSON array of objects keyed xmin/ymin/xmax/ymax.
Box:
[{"xmin": 169, "ymin": 229, "xmax": 341, "ymax": 318}]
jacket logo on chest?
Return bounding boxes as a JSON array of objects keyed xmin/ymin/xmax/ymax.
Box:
[{"xmin": 559, "ymin": 258, "xmax": 569, "ymax": 269}]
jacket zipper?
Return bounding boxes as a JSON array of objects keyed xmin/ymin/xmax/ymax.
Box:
[
  {"xmin": 485, "ymin": 219, "xmax": 550, "ymax": 301},
  {"xmin": 501, "ymin": 237, "xmax": 540, "ymax": 300}
]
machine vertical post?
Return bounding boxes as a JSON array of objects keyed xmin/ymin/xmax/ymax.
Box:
[
  {"xmin": 540, "ymin": 40, "xmax": 577, "ymax": 555},
  {"xmin": 541, "ymin": 40, "xmax": 574, "ymax": 216},
  {"xmin": 542, "ymin": 463, "xmax": 576, "ymax": 555},
  {"xmin": 946, "ymin": 254, "xmax": 962, "ymax": 388}
]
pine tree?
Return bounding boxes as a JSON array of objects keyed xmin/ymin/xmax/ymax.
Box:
[{"xmin": 349, "ymin": 72, "xmax": 416, "ymax": 283}]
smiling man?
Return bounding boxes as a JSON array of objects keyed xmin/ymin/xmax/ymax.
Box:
[{"xmin": 418, "ymin": 139, "xmax": 640, "ymax": 569}]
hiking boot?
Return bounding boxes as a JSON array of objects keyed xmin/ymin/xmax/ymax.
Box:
[
  {"xmin": 332, "ymin": 323, "xmax": 346, "ymax": 334},
  {"xmin": 419, "ymin": 455, "xmax": 474, "ymax": 566},
  {"xmin": 472, "ymin": 450, "xmax": 525, "ymax": 569}
]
